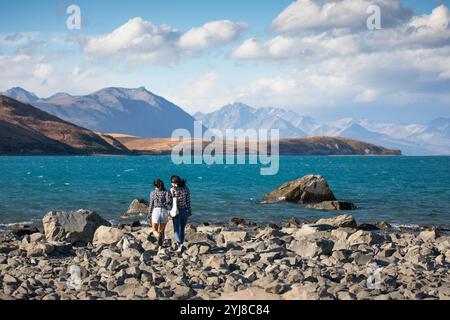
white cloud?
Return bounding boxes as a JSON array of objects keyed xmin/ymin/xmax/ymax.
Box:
[
  {"xmin": 233, "ymin": 46, "xmax": 450, "ymax": 110},
  {"xmin": 231, "ymin": 33, "xmax": 360, "ymax": 61},
  {"xmin": 83, "ymin": 17, "xmax": 247, "ymax": 65},
  {"xmin": 178, "ymin": 20, "xmax": 247, "ymax": 50},
  {"xmin": 165, "ymin": 72, "xmax": 235, "ymax": 113},
  {"xmin": 271, "ymin": 0, "xmax": 412, "ymax": 33},
  {"xmin": 233, "ymin": 4, "xmax": 450, "ymax": 62},
  {"xmin": 410, "ymin": 5, "xmax": 450, "ymax": 29},
  {"xmin": 84, "ymin": 17, "xmax": 181, "ymax": 65},
  {"xmin": 33, "ymin": 63, "xmax": 54, "ymax": 79}
]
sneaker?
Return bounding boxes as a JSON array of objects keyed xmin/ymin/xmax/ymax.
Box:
[
  {"xmin": 158, "ymin": 236, "xmax": 164, "ymax": 247},
  {"xmin": 176, "ymin": 244, "xmax": 184, "ymax": 253}
]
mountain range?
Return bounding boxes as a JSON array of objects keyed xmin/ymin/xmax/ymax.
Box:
[
  {"xmin": 2, "ymin": 87, "xmax": 449, "ymax": 155},
  {"xmin": 2, "ymin": 87, "xmax": 199, "ymax": 138},
  {"xmin": 0, "ymin": 95, "xmax": 130, "ymax": 155},
  {"xmin": 195, "ymin": 103, "xmax": 450, "ymax": 155}
]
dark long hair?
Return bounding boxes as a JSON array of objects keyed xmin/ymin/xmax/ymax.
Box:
[
  {"xmin": 154, "ymin": 179, "xmax": 166, "ymax": 191},
  {"xmin": 171, "ymin": 175, "xmax": 186, "ymax": 188}
]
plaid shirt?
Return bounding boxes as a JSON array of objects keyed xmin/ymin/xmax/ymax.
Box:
[
  {"xmin": 170, "ymin": 187, "xmax": 192, "ymax": 214},
  {"xmin": 149, "ymin": 189, "xmax": 170, "ymax": 214}
]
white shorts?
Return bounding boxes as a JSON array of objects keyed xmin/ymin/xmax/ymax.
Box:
[{"xmin": 152, "ymin": 208, "xmax": 168, "ymax": 225}]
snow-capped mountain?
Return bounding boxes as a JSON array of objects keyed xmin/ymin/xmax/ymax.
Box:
[
  {"xmin": 3, "ymin": 88, "xmax": 449, "ymax": 155},
  {"xmin": 195, "ymin": 102, "xmax": 450, "ymax": 155},
  {"xmin": 3, "ymin": 87, "xmax": 200, "ymax": 138},
  {"xmin": 194, "ymin": 103, "xmax": 307, "ymax": 138}
]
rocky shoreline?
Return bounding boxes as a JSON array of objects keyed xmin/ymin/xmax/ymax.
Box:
[{"xmin": 0, "ymin": 210, "xmax": 449, "ymax": 300}]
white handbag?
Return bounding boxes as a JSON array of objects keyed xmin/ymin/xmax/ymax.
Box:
[{"xmin": 169, "ymin": 189, "xmax": 179, "ymax": 218}]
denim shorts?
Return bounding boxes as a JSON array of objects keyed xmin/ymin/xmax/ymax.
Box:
[{"xmin": 152, "ymin": 208, "xmax": 168, "ymax": 224}]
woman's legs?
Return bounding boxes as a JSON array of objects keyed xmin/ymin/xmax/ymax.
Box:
[
  {"xmin": 151, "ymin": 223, "xmax": 159, "ymax": 239},
  {"xmin": 158, "ymin": 223, "xmax": 166, "ymax": 246},
  {"xmin": 172, "ymin": 209, "xmax": 188, "ymax": 248},
  {"xmin": 179, "ymin": 210, "xmax": 188, "ymax": 244},
  {"xmin": 172, "ymin": 214, "xmax": 182, "ymax": 245}
]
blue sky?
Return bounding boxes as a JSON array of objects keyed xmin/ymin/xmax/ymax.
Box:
[{"xmin": 1, "ymin": 0, "xmax": 449, "ymax": 123}]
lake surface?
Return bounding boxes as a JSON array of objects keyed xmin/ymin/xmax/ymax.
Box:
[{"xmin": 0, "ymin": 156, "xmax": 449, "ymax": 230}]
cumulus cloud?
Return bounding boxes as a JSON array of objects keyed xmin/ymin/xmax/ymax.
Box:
[
  {"xmin": 233, "ymin": 46, "xmax": 450, "ymax": 110},
  {"xmin": 231, "ymin": 33, "xmax": 360, "ymax": 61},
  {"xmin": 271, "ymin": 0, "xmax": 412, "ymax": 33},
  {"xmin": 83, "ymin": 17, "xmax": 247, "ymax": 65},
  {"xmin": 233, "ymin": 4, "xmax": 450, "ymax": 61},
  {"xmin": 165, "ymin": 72, "xmax": 235, "ymax": 113},
  {"xmin": 84, "ymin": 18, "xmax": 181, "ymax": 65},
  {"xmin": 178, "ymin": 20, "xmax": 247, "ymax": 50},
  {"xmin": 33, "ymin": 63, "xmax": 54, "ymax": 79}
]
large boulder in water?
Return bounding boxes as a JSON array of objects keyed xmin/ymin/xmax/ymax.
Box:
[
  {"xmin": 121, "ymin": 198, "xmax": 149, "ymax": 218},
  {"xmin": 261, "ymin": 175, "xmax": 336, "ymax": 204},
  {"xmin": 42, "ymin": 209, "xmax": 111, "ymax": 244}
]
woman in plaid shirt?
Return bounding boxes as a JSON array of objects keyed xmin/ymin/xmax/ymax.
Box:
[
  {"xmin": 169, "ymin": 175, "xmax": 192, "ymax": 253},
  {"xmin": 149, "ymin": 179, "xmax": 170, "ymax": 247}
]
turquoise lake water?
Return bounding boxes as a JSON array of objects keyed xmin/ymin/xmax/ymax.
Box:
[{"xmin": 0, "ymin": 156, "xmax": 449, "ymax": 229}]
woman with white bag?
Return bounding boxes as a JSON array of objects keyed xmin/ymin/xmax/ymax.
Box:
[
  {"xmin": 169, "ymin": 175, "xmax": 192, "ymax": 253},
  {"xmin": 149, "ymin": 179, "xmax": 171, "ymax": 249}
]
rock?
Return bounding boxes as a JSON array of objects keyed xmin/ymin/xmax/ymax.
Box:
[
  {"xmin": 172, "ymin": 285, "xmax": 195, "ymax": 300},
  {"xmin": 265, "ymin": 282, "xmax": 287, "ymax": 294},
  {"xmin": 196, "ymin": 225, "xmax": 222, "ymax": 234},
  {"xmin": 438, "ymin": 286, "xmax": 450, "ymax": 300},
  {"xmin": 331, "ymin": 228, "xmax": 355, "ymax": 240},
  {"xmin": 358, "ymin": 223, "xmax": 379, "ymax": 231},
  {"xmin": 229, "ymin": 218, "xmax": 246, "ymax": 226},
  {"xmin": 186, "ymin": 243, "xmax": 210, "ymax": 255},
  {"xmin": 118, "ymin": 221, "xmax": 142, "ymax": 231},
  {"xmin": 218, "ymin": 287, "xmax": 282, "ymax": 300},
  {"xmin": 337, "ymin": 291, "xmax": 357, "ymax": 300},
  {"xmin": 147, "ymin": 287, "xmax": 160, "ymax": 299},
  {"xmin": 186, "ymin": 232, "xmax": 213, "ymax": 245},
  {"xmin": 3, "ymin": 274, "xmax": 19, "ymax": 285},
  {"xmin": 332, "ymin": 250, "xmax": 351, "ymax": 262},
  {"xmin": 283, "ymin": 283, "xmax": 320, "ymax": 300},
  {"xmin": 29, "ymin": 233, "xmax": 45, "ymax": 243},
  {"xmin": 261, "ymin": 175, "xmax": 336, "ymax": 204},
  {"xmin": 347, "ymin": 230, "xmax": 384, "ymax": 246},
  {"xmin": 113, "ymin": 283, "xmax": 147, "ymax": 298},
  {"xmin": 352, "ymin": 252, "xmax": 373, "ymax": 265},
  {"xmin": 293, "ymin": 224, "xmax": 333, "ymax": 237},
  {"xmin": 308, "ymin": 201, "xmax": 356, "ymax": 211},
  {"xmin": 42, "ymin": 209, "xmax": 111, "ymax": 244},
  {"xmin": 117, "ymin": 237, "xmax": 143, "ymax": 253},
  {"xmin": 25, "ymin": 242, "xmax": 54, "ymax": 257},
  {"xmin": 122, "ymin": 198, "xmax": 149, "ymax": 217},
  {"xmin": 7, "ymin": 224, "xmax": 40, "ymax": 238},
  {"xmin": 244, "ymin": 270, "xmax": 257, "ymax": 282},
  {"xmin": 204, "ymin": 255, "xmax": 228, "ymax": 270},
  {"xmin": 288, "ymin": 239, "xmax": 334, "ymax": 258},
  {"xmin": 419, "ymin": 230, "xmax": 439, "ymax": 242},
  {"xmin": 287, "ymin": 217, "xmax": 301, "ymax": 227},
  {"xmin": 375, "ymin": 221, "xmax": 392, "ymax": 229},
  {"xmin": 93, "ymin": 226, "xmax": 124, "ymax": 246},
  {"xmin": 315, "ymin": 215, "xmax": 357, "ymax": 228},
  {"xmin": 221, "ymin": 231, "xmax": 249, "ymax": 243}
]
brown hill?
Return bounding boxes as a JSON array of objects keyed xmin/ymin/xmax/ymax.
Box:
[
  {"xmin": 0, "ymin": 95, "xmax": 131, "ymax": 155},
  {"xmin": 110, "ymin": 135, "xmax": 401, "ymax": 156}
]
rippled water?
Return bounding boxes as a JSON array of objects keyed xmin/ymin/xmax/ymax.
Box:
[{"xmin": 0, "ymin": 156, "xmax": 449, "ymax": 229}]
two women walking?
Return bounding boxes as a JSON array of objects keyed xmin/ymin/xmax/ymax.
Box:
[{"xmin": 148, "ymin": 175, "xmax": 191, "ymax": 253}]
